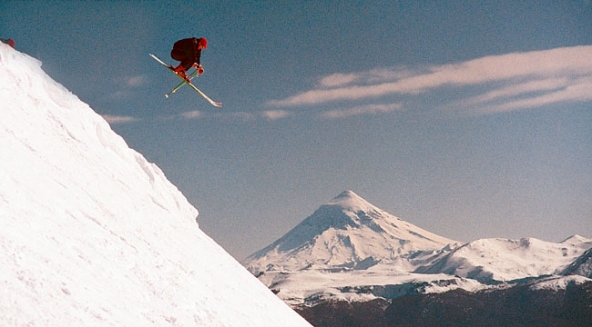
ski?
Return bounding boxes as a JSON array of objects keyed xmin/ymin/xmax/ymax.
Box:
[
  {"xmin": 166, "ymin": 69, "xmax": 199, "ymax": 98},
  {"xmin": 149, "ymin": 53, "xmax": 222, "ymax": 107}
]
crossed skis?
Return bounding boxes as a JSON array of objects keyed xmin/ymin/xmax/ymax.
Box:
[{"xmin": 149, "ymin": 53, "xmax": 222, "ymax": 108}]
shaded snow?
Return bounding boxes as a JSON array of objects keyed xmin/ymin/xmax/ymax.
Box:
[{"xmin": 0, "ymin": 44, "xmax": 310, "ymax": 326}]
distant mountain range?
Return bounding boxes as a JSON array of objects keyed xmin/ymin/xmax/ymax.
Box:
[{"xmin": 243, "ymin": 190, "xmax": 592, "ymax": 325}]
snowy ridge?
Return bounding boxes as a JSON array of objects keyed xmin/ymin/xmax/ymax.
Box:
[
  {"xmin": 415, "ymin": 236, "xmax": 592, "ymax": 283},
  {"xmin": 245, "ymin": 190, "xmax": 458, "ymax": 273},
  {"xmin": 528, "ymin": 275, "xmax": 592, "ymax": 291},
  {"xmin": 0, "ymin": 44, "xmax": 310, "ymax": 326}
]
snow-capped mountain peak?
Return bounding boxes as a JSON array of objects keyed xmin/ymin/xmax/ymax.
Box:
[
  {"xmin": 244, "ymin": 190, "xmax": 457, "ymax": 273},
  {"xmin": 328, "ymin": 190, "xmax": 381, "ymax": 212}
]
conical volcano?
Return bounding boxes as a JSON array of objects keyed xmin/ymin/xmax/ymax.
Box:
[{"xmin": 245, "ymin": 190, "xmax": 457, "ymax": 273}]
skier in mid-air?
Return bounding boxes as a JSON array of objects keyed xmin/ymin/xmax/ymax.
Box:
[
  {"xmin": 148, "ymin": 36, "xmax": 221, "ymax": 106},
  {"xmin": 170, "ymin": 37, "xmax": 207, "ymax": 81}
]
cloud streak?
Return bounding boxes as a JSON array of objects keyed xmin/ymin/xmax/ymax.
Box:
[
  {"xmin": 260, "ymin": 110, "xmax": 292, "ymax": 120},
  {"xmin": 177, "ymin": 109, "xmax": 292, "ymax": 122},
  {"xmin": 102, "ymin": 115, "xmax": 139, "ymax": 124},
  {"xmin": 472, "ymin": 76, "xmax": 592, "ymax": 115},
  {"xmin": 181, "ymin": 110, "xmax": 203, "ymax": 120},
  {"xmin": 109, "ymin": 74, "xmax": 149, "ymax": 99},
  {"xmin": 268, "ymin": 45, "xmax": 592, "ymax": 115},
  {"xmin": 123, "ymin": 75, "xmax": 148, "ymax": 88},
  {"xmin": 320, "ymin": 102, "xmax": 402, "ymax": 119}
]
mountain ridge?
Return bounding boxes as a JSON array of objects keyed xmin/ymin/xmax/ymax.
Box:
[{"xmin": 414, "ymin": 236, "xmax": 592, "ymax": 283}]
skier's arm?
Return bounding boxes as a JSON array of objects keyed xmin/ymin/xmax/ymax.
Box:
[
  {"xmin": 195, "ymin": 49, "xmax": 201, "ymax": 66},
  {"xmin": 193, "ymin": 47, "xmax": 203, "ymax": 74}
]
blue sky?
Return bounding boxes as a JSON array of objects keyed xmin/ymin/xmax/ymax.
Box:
[{"xmin": 2, "ymin": 1, "xmax": 591, "ymax": 260}]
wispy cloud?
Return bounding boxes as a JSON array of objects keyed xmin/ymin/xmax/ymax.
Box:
[
  {"xmin": 260, "ymin": 110, "xmax": 292, "ymax": 120},
  {"xmin": 102, "ymin": 115, "xmax": 139, "ymax": 124},
  {"xmin": 320, "ymin": 102, "xmax": 402, "ymax": 119},
  {"xmin": 109, "ymin": 75, "xmax": 149, "ymax": 99},
  {"xmin": 471, "ymin": 76, "xmax": 592, "ymax": 115},
  {"xmin": 318, "ymin": 72, "xmax": 360, "ymax": 88},
  {"xmin": 268, "ymin": 45, "xmax": 592, "ymax": 115},
  {"xmin": 317, "ymin": 68, "xmax": 414, "ymax": 88},
  {"xmin": 178, "ymin": 109, "xmax": 292, "ymax": 121},
  {"xmin": 123, "ymin": 75, "xmax": 148, "ymax": 88},
  {"xmin": 458, "ymin": 78, "xmax": 572, "ymax": 107},
  {"xmin": 181, "ymin": 110, "xmax": 203, "ymax": 120}
]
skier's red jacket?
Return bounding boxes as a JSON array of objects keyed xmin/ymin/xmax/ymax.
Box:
[{"xmin": 170, "ymin": 37, "xmax": 202, "ymax": 71}]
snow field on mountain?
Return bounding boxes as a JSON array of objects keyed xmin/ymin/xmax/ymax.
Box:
[
  {"xmin": 259, "ymin": 269, "xmax": 486, "ymax": 307},
  {"xmin": 528, "ymin": 275, "xmax": 592, "ymax": 291},
  {"xmin": 0, "ymin": 44, "xmax": 310, "ymax": 326},
  {"xmin": 416, "ymin": 236, "xmax": 592, "ymax": 282}
]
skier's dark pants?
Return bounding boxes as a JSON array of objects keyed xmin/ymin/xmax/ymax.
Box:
[{"xmin": 171, "ymin": 49, "xmax": 193, "ymax": 71}]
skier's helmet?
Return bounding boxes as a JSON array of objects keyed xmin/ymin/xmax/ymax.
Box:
[{"xmin": 199, "ymin": 37, "xmax": 208, "ymax": 49}]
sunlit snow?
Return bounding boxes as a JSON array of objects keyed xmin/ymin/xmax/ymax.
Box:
[{"xmin": 0, "ymin": 44, "xmax": 310, "ymax": 326}]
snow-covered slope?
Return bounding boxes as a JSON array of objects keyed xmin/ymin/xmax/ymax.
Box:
[
  {"xmin": 528, "ymin": 275, "xmax": 592, "ymax": 291},
  {"xmin": 245, "ymin": 190, "xmax": 458, "ymax": 273},
  {"xmin": 0, "ymin": 44, "xmax": 310, "ymax": 326},
  {"xmin": 415, "ymin": 235, "xmax": 592, "ymax": 283},
  {"xmin": 256, "ymin": 268, "xmax": 487, "ymax": 307}
]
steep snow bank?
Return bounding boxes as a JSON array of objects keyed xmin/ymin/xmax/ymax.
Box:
[{"xmin": 0, "ymin": 44, "xmax": 310, "ymax": 326}]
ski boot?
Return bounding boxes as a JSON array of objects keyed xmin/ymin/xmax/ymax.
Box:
[{"xmin": 171, "ymin": 65, "xmax": 190, "ymax": 83}]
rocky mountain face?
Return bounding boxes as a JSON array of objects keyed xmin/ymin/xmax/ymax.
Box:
[{"xmin": 562, "ymin": 247, "xmax": 592, "ymax": 278}]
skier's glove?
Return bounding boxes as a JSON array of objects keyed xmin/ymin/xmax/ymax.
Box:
[{"xmin": 193, "ymin": 63, "xmax": 204, "ymax": 75}]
